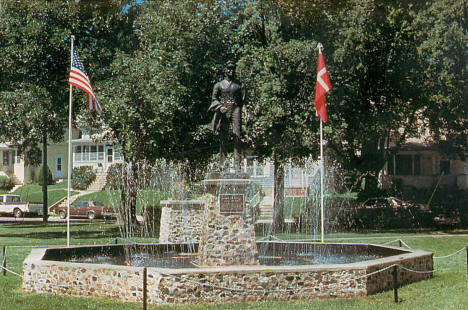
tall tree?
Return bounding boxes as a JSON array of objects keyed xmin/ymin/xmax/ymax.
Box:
[
  {"xmin": 413, "ymin": 0, "xmax": 467, "ymax": 158},
  {"xmin": 0, "ymin": 0, "xmax": 135, "ymax": 220},
  {"xmin": 100, "ymin": 1, "xmax": 226, "ymax": 230},
  {"xmin": 234, "ymin": 1, "xmax": 319, "ymax": 232},
  {"xmin": 326, "ymin": 0, "xmax": 424, "ymax": 196}
]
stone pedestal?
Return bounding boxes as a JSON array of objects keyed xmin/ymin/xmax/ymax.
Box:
[
  {"xmin": 159, "ymin": 200, "xmax": 204, "ymax": 243},
  {"xmin": 198, "ymin": 174, "xmax": 259, "ymax": 266}
]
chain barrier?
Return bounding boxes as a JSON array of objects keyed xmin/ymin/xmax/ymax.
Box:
[
  {"xmin": 2, "ymin": 246, "xmax": 6, "ymax": 266},
  {"xmin": 396, "ymin": 264, "xmax": 435, "ymax": 274},
  {"xmin": 1, "ymin": 241, "xmax": 466, "ymax": 294},
  {"xmin": 382, "ymin": 239, "xmax": 401, "ymax": 245},
  {"xmin": 160, "ymin": 272, "xmax": 344, "ymax": 294},
  {"xmin": 0, "ymin": 264, "xmax": 23, "ymax": 278},
  {"xmin": 399, "ymin": 240, "xmax": 412, "ymax": 249},
  {"xmin": 159, "ymin": 261, "xmax": 436, "ymax": 294},
  {"xmin": 433, "ymin": 246, "xmax": 466, "ymax": 259}
]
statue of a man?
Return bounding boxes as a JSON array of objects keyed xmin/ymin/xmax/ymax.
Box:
[{"xmin": 209, "ymin": 61, "xmax": 245, "ymax": 170}]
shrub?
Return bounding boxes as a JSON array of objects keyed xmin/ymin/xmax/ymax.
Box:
[
  {"xmin": 0, "ymin": 175, "xmax": 14, "ymax": 191},
  {"xmin": 72, "ymin": 166, "xmax": 96, "ymax": 190},
  {"xmin": 38, "ymin": 165, "xmax": 54, "ymax": 185},
  {"xmin": 140, "ymin": 204, "xmax": 162, "ymax": 238},
  {"xmin": 105, "ymin": 163, "xmax": 123, "ymax": 190}
]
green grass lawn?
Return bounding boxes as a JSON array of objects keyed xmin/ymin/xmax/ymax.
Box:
[
  {"xmin": 78, "ymin": 189, "xmax": 172, "ymax": 213},
  {"xmin": 0, "ymin": 222, "xmax": 467, "ymax": 310},
  {"xmin": 12, "ymin": 182, "xmax": 78, "ymax": 207},
  {"xmin": 9, "ymin": 182, "xmax": 171, "ymax": 214}
]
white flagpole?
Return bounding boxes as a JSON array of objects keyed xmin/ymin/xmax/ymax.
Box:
[
  {"xmin": 320, "ymin": 119, "xmax": 325, "ymax": 243},
  {"xmin": 67, "ymin": 35, "xmax": 75, "ymax": 248},
  {"xmin": 317, "ymin": 42, "xmax": 325, "ymax": 243}
]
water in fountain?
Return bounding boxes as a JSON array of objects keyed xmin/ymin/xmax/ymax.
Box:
[
  {"xmin": 102, "ymin": 154, "xmax": 355, "ymax": 266},
  {"xmin": 104, "ymin": 159, "xmax": 193, "ymax": 263},
  {"xmin": 257, "ymin": 156, "xmax": 356, "ymax": 261}
]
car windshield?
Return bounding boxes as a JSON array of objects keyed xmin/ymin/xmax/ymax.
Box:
[
  {"xmin": 6, "ymin": 196, "xmax": 20, "ymax": 202},
  {"xmin": 72, "ymin": 201, "xmax": 88, "ymax": 207}
]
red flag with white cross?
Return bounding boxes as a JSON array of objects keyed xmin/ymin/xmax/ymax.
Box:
[{"xmin": 314, "ymin": 44, "xmax": 331, "ymax": 123}]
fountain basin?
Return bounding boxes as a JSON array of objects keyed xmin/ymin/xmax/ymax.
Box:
[{"xmin": 22, "ymin": 242, "xmax": 433, "ymax": 305}]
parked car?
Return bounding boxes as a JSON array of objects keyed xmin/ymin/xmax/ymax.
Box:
[
  {"xmin": 361, "ymin": 197, "xmax": 429, "ymax": 211},
  {"xmin": 55, "ymin": 200, "xmax": 116, "ymax": 220},
  {"xmin": 0, "ymin": 194, "xmax": 43, "ymax": 218},
  {"xmin": 354, "ymin": 197, "xmax": 431, "ymax": 229}
]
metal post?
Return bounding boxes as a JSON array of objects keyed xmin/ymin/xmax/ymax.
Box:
[
  {"xmin": 2, "ymin": 246, "xmax": 6, "ymax": 276},
  {"xmin": 142, "ymin": 267, "xmax": 147, "ymax": 310},
  {"xmin": 399, "ymin": 240, "xmax": 402, "ymax": 248},
  {"xmin": 392, "ymin": 265, "xmax": 398, "ymax": 303},
  {"xmin": 320, "ymin": 119, "xmax": 325, "ymax": 243},
  {"xmin": 115, "ymin": 237, "xmax": 118, "ymax": 245},
  {"xmin": 67, "ymin": 35, "xmax": 75, "ymax": 248}
]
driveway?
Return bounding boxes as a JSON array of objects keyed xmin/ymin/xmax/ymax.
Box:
[{"xmin": 0, "ymin": 216, "xmax": 113, "ymax": 223}]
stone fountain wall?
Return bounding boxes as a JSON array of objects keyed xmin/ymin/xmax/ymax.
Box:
[
  {"xmin": 159, "ymin": 200, "xmax": 204, "ymax": 243},
  {"xmin": 22, "ymin": 246, "xmax": 433, "ymax": 305},
  {"xmin": 197, "ymin": 194, "xmax": 258, "ymax": 266}
]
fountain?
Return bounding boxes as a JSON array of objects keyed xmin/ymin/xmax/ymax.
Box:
[
  {"xmin": 20, "ymin": 60, "xmax": 433, "ymax": 305},
  {"xmin": 21, "ymin": 167, "xmax": 433, "ymax": 305}
]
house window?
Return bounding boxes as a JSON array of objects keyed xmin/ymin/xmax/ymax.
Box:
[
  {"xmin": 15, "ymin": 150, "xmax": 21, "ymax": 164},
  {"xmin": 75, "ymin": 146, "xmax": 82, "ymax": 162},
  {"xmin": 413, "ymin": 155, "xmax": 421, "ymax": 175},
  {"xmin": 57, "ymin": 157, "xmax": 62, "ymax": 171},
  {"xmin": 90, "ymin": 145, "xmax": 97, "ymax": 161},
  {"xmin": 395, "ymin": 155, "xmax": 412, "ymax": 175},
  {"xmin": 391, "ymin": 154, "xmax": 421, "ymax": 176},
  {"xmin": 83, "ymin": 146, "xmax": 89, "ymax": 161},
  {"xmin": 98, "ymin": 145, "xmax": 104, "ymax": 160},
  {"xmin": 114, "ymin": 148, "xmax": 122, "ymax": 161},
  {"xmin": 440, "ymin": 160, "xmax": 450, "ymax": 175},
  {"xmin": 2, "ymin": 151, "xmax": 9, "ymax": 166}
]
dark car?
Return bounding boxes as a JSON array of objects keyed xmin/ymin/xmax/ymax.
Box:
[
  {"xmin": 361, "ymin": 197, "xmax": 429, "ymax": 211},
  {"xmin": 355, "ymin": 197, "xmax": 431, "ymax": 229},
  {"xmin": 55, "ymin": 200, "xmax": 116, "ymax": 220}
]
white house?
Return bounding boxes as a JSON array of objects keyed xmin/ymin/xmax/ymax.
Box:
[
  {"xmin": 0, "ymin": 127, "xmax": 123, "ymax": 185},
  {"xmin": 384, "ymin": 139, "xmax": 468, "ymax": 190}
]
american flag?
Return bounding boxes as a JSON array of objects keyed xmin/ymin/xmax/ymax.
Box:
[{"xmin": 68, "ymin": 50, "xmax": 102, "ymax": 113}]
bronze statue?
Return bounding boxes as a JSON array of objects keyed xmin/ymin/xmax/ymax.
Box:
[{"xmin": 209, "ymin": 61, "xmax": 245, "ymax": 170}]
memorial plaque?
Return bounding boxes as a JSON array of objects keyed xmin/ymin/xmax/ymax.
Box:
[{"xmin": 219, "ymin": 194, "xmax": 244, "ymax": 215}]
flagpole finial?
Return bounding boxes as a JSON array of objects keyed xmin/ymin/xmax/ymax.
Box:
[{"xmin": 317, "ymin": 43, "xmax": 323, "ymax": 54}]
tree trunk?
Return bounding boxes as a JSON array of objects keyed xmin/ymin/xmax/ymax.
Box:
[
  {"xmin": 130, "ymin": 162, "xmax": 138, "ymax": 225},
  {"xmin": 42, "ymin": 134, "xmax": 48, "ymax": 223},
  {"xmin": 273, "ymin": 158, "xmax": 284, "ymax": 233},
  {"xmin": 119, "ymin": 161, "xmax": 139, "ymax": 238}
]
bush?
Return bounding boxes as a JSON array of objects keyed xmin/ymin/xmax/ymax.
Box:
[
  {"xmin": 105, "ymin": 163, "xmax": 122, "ymax": 190},
  {"xmin": 0, "ymin": 175, "xmax": 14, "ymax": 191},
  {"xmin": 353, "ymin": 207, "xmax": 433, "ymax": 230},
  {"xmin": 72, "ymin": 166, "xmax": 96, "ymax": 190},
  {"xmin": 140, "ymin": 204, "xmax": 162, "ymax": 238},
  {"xmin": 38, "ymin": 165, "xmax": 54, "ymax": 185}
]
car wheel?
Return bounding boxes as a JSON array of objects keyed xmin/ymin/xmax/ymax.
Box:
[
  {"xmin": 59, "ymin": 210, "xmax": 66, "ymax": 219},
  {"xmin": 14, "ymin": 208, "xmax": 23, "ymax": 218},
  {"xmin": 87, "ymin": 212, "xmax": 95, "ymax": 220}
]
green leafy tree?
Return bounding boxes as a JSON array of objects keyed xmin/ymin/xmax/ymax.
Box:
[
  {"xmin": 413, "ymin": 0, "xmax": 467, "ymax": 158},
  {"xmin": 0, "ymin": 0, "xmax": 135, "ymax": 221},
  {"xmin": 326, "ymin": 0, "xmax": 425, "ymax": 197},
  {"xmin": 234, "ymin": 2, "xmax": 319, "ymax": 232},
  {"xmin": 100, "ymin": 1, "xmax": 226, "ymax": 229}
]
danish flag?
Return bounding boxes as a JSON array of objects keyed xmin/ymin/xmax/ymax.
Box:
[{"xmin": 314, "ymin": 45, "xmax": 331, "ymax": 123}]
